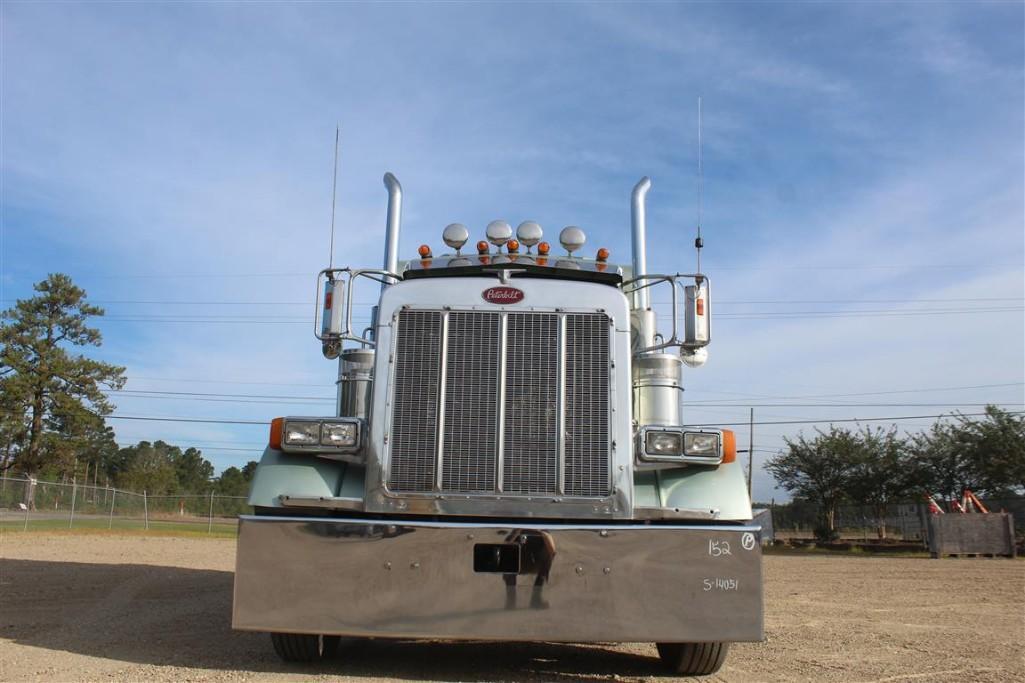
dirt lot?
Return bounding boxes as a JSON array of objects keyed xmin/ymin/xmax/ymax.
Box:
[{"xmin": 1, "ymin": 533, "xmax": 1022, "ymax": 682}]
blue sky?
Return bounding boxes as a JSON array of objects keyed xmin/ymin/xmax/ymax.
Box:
[{"xmin": 2, "ymin": 2, "xmax": 1023, "ymax": 501}]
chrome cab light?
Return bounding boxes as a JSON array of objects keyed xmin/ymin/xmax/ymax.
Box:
[{"xmin": 637, "ymin": 426, "xmax": 722, "ymax": 466}]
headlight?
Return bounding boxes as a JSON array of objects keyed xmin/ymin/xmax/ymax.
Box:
[
  {"xmin": 684, "ymin": 432, "xmax": 720, "ymax": 456},
  {"xmin": 645, "ymin": 431, "xmax": 683, "ymax": 456},
  {"xmin": 321, "ymin": 421, "xmax": 357, "ymax": 447},
  {"xmin": 283, "ymin": 421, "xmax": 320, "ymax": 446}
]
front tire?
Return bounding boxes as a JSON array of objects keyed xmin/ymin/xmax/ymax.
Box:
[
  {"xmin": 270, "ymin": 632, "xmax": 340, "ymax": 662},
  {"xmin": 655, "ymin": 642, "xmax": 729, "ymax": 675}
]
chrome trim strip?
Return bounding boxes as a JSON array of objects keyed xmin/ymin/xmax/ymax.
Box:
[
  {"xmin": 633, "ymin": 506, "xmax": 720, "ymax": 520},
  {"xmin": 241, "ymin": 514, "xmax": 757, "ymax": 532},
  {"xmin": 435, "ymin": 311, "xmax": 450, "ymax": 492},
  {"xmin": 277, "ymin": 496, "xmax": 364, "ymax": 511},
  {"xmin": 556, "ymin": 314, "xmax": 567, "ymax": 496},
  {"xmin": 496, "ymin": 313, "xmax": 508, "ymax": 493}
]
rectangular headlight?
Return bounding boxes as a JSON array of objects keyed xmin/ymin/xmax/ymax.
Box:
[
  {"xmin": 684, "ymin": 432, "xmax": 720, "ymax": 456},
  {"xmin": 283, "ymin": 420, "xmax": 320, "ymax": 446},
  {"xmin": 645, "ymin": 430, "xmax": 683, "ymax": 456},
  {"xmin": 321, "ymin": 421, "xmax": 358, "ymax": 447}
]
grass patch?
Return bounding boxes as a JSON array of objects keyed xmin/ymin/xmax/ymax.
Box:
[
  {"xmin": 0, "ymin": 516, "xmax": 238, "ymax": 538},
  {"xmin": 764, "ymin": 544, "xmax": 931, "ymax": 558}
]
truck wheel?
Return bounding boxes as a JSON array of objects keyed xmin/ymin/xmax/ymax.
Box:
[
  {"xmin": 655, "ymin": 642, "xmax": 729, "ymax": 675},
  {"xmin": 270, "ymin": 633, "xmax": 340, "ymax": 662}
]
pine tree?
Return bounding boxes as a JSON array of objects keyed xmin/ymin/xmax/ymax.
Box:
[{"xmin": 0, "ymin": 274, "xmax": 125, "ymax": 508}]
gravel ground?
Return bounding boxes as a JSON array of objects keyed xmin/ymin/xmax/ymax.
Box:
[{"xmin": 1, "ymin": 533, "xmax": 1022, "ymax": 682}]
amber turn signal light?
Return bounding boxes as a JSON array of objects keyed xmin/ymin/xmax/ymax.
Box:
[
  {"xmin": 269, "ymin": 417, "xmax": 284, "ymax": 450},
  {"xmin": 721, "ymin": 429, "xmax": 737, "ymax": 464}
]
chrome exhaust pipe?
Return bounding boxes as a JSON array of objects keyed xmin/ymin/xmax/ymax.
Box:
[
  {"xmin": 382, "ymin": 172, "xmax": 402, "ymax": 288},
  {"xmin": 631, "ymin": 176, "xmax": 652, "ymax": 310}
]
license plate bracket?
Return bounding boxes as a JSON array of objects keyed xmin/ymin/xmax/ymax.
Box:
[{"xmin": 473, "ymin": 543, "xmax": 521, "ymax": 573}]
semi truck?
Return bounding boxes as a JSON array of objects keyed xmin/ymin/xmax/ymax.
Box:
[{"xmin": 232, "ymin": 173, "xmax": 763, "ymax": 676}]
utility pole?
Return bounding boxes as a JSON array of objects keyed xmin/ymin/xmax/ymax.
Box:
[{"xmin": 747, "ymin": 407, "xmax": 754, "ymax": 498}]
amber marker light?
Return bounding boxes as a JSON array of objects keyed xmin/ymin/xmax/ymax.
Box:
[
  {"xmin": 269, "ymin": 417, "xmax": 284, "ymax": 450},
  {"xmin": 418, "ymin": 244, "xmax": 432, "ymax": 258},
  {"xmin": 537, "ymin": 241, "xmax": 551, "ymax": 255},
  {"xmin": 477, "ymin": 240, "xmax": 490, "ymax": 254},
  {"xmin": 596, "ymin": 247, "xmax": 610, "ymax": 262},
  {"xmin": 697, "ymin": 298, "xmax": 705, "ymax": 316},
  {"xmin": 507, "ymin": 239, "xmax": 520, "ymax": 253},
  {"xmin": 721, "ymin": 429, "xmax": 737, "ymax": 463}
]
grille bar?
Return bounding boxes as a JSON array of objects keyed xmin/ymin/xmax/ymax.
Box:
[
  {"xmin": 388, "ymin": 311, "xmax": 442, "ymax": 492},
  {"xmin": 441, "ymin": 312, "xmax": 500, "ymax": 492},
  {"xmin": 564, "ymin": 314, "xmax": 612, "ymax": 496},
  {"xmin": 389, "ymin": 309, "xmax": 611, "ymax": 498},
  {"xmin": 503, "ymin": 313, "xmax": 559, "ymax": 494}
]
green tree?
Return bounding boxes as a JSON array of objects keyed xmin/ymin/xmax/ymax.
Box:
[
  {"xmin": 765, "ymin": 427, "xmax": 861, "ymax": 540},
  {"xmin": 846, "ymin": 427, "xmax": 913, "ymax": 539},
  {"xmin": 172, "ymin": 447, "xmax": 215, "ymax": 493},
  {"xmin": 956, "ymin": 406, "xmax": 1025, "ymax": 495},
  {"xmin": 216, "ymin": 460, "xmax": 259, "ymax": 497},
  {"xmin": 910, "ymin": 407, "xmax": 1025, "ymax": 503},
  {"xmin": 0, "ymin": 377, "xmax": 29, "ymax": 473},
  {"xmin": 116, "ymin": 441, "xmax": 178, "ymax": 495},
  {"xmin": 0, "ymin": 274, "xmax": 125, "ymax": 507}
]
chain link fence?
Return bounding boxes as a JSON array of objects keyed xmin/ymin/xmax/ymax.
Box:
[
  {"xmin": 0, "ymin": 476, "xmax": 249, "ymax": 536},
  {"xmin": 771, "ymin": 495, "xmax": 1025, "ymax": 543}
]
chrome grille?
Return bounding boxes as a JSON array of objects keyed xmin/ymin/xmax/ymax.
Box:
[
  {"xmin": 564, "ymin": 314, "xmax": 611, "ymax": 496},
  {"xmin": 388, "ymin": 311, "xmax": 441, "ymax": 492},
  {"xmin": 389, "ymin": 309, "xmax": 611, "ymax": 498},
  {"xmin": 442, "ymin": 312, "xmax": 500, "ymax": 492},
  {"xmin": 503, "ymin": 313, "xmax": 559, "ymax": 494}
]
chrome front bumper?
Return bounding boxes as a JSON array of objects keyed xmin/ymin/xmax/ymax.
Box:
[{"xmin": 232, "ymin": 515, "xmax": 763, "ymax": 643}]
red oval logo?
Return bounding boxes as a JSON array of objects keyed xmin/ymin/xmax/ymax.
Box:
[{"xmin": 482, "ymin": 286, "xmax": 525, "ymax": 304}]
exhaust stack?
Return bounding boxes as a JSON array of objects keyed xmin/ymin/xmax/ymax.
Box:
[
  {"xmin": 382, "ymin": 172, "xmax": 402, "ymax": 289},
  {"xmin": 631, "ymin": 176, "xmax": 652, "ymax": 310}
]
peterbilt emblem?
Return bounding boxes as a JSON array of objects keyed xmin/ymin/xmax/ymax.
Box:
[{"xmin": 482, "ymin": 286, "xmax": 525, "ymax": 304}]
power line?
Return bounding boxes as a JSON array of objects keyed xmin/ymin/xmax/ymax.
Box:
[
  {"xmin": 670, "ymin": 297, "xmax": 1024, "ymax": 305},
  {"xmin": 8, "ymin": 293, "xmax": 1016, "ymax": 303},
  {"xmin": 112, "ymin": 393, "xmax": 1024, "ymax": 409},
  {"xmin": 686, "ymin": 382, "xmax": 1025, "ymax": 401},
  {"xmin": 111, "ymin": 389, "xmax": 333, "ymax": 400},
  {"xmin": 114, "ymin": 442, "xmax": 264, "ymax": 453},
  {"xmin": 681, "ymin": 402, "xmax": 1023, "ymax": 408},
  {"xmin": 127, "ymin": 376, "xmax": 334, "ymax": 387},
  {"xmin": 683, "ymin": 411, "xmax": 1023, "ymax": 428},
  {"xmin": 659, "ymin": 307, "xmax": 1023, "ymax": 321},
  {"xmin": 708, "ymin": 263, "xmax": 1023, "ymax": 271},
  {"xmin": 104, "ymin": 410, "xmax": 1021, "ymax": 428},
  {"xmin": 107, "ymin": 415, "xmax": 267, "ymax": 425},
  {"xmin": 111, "ymin": 394, "xmax": 334, "ymax": 405},
  {"xmin": 84, "ymin": 308, "xmax": 1022, "ymax": 324}
]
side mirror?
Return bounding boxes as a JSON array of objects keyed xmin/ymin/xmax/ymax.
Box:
[
  {"xmin": 320, "ymin": 278, "xmax": 345, "ymax": 338},
  {"xmin": 683, "ymin": 281, "xmax": 710, "ymax": 348}
]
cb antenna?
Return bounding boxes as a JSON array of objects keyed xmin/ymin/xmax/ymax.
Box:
[
  {"xmin": 695, "ymin": 97, "xmax": 704, "ymax": 273},
  {"xmin": 328, "ymin": 125, "xmax": 340, "ymax": 270}
]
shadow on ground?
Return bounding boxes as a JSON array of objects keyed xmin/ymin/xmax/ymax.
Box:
[{"xmin": 0, "ymin": 558, "xmax": 667, "ymax": 681}]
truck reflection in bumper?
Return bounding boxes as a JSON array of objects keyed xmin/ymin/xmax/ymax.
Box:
[{"xmin": 232, "ymin": 516, "xmax": 764, "ymax": 643}]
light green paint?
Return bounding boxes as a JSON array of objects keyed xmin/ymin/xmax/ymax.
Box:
[
  {"xmin": 247, "ymin": 448, "xmax": 350, "ymax": 508},
  {"xmin": 633, "ymin": 460, "xmax": 753, "ymax": 520}
]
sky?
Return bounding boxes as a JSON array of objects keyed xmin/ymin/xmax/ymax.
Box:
[{"xmin": 2, "ymin": 2, "xmax": 1023, "ymax": 501}]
